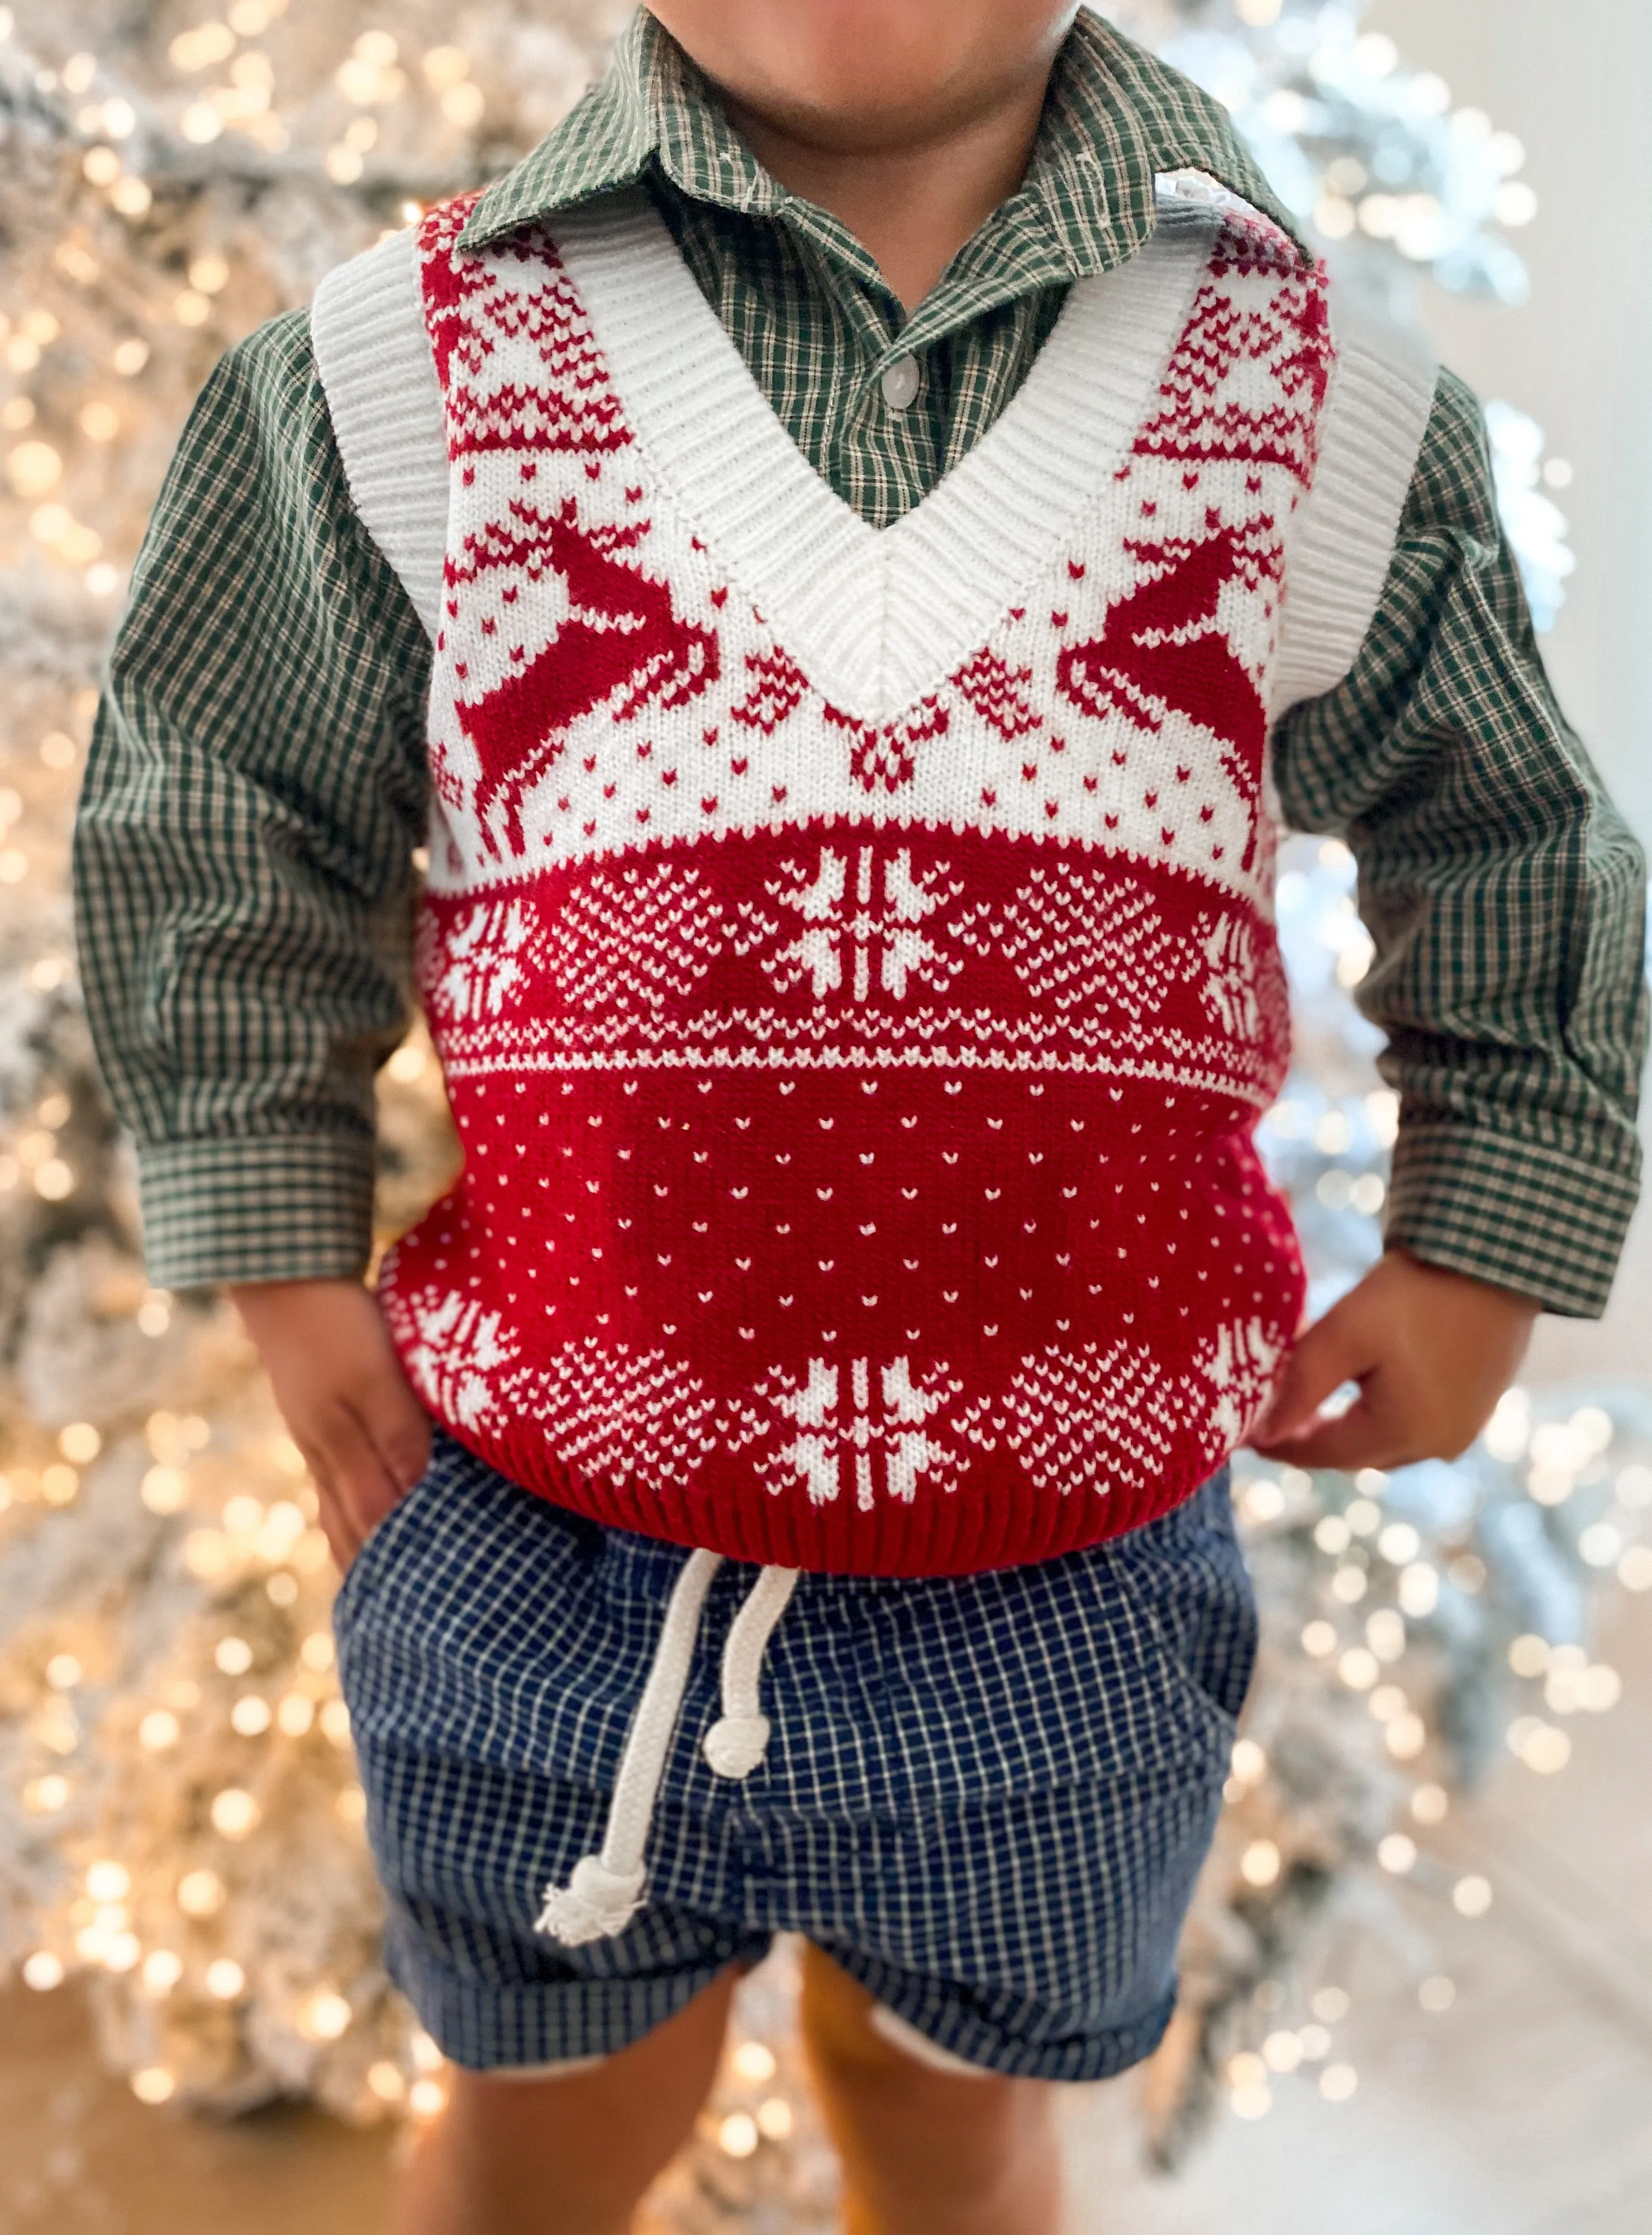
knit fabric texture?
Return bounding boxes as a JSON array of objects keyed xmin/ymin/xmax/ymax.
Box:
[{"xmin": 368, "ymin": 186, "xmax": 1337, "ymax": 1576}]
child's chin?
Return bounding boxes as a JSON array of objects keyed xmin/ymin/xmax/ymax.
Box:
[{"xmin": 654, "ymin": 0, "xmax": 1067, "ymax": 152}]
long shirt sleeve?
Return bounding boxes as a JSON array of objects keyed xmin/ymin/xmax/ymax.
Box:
[
  {"xmin": 73, "ymin": 310, "xmax": 432, "ymax": 1288},
  {"xmin": 1273, "ymin": 370, "xmax": 1648, "ymax": 1317}
]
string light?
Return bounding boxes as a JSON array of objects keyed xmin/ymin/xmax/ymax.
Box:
[
  {"xmin": 1384, "ymin": 1712, "xmax": 1427, "ymax": 1760},
  {"xmin": 1397, "ymin": 1561, "xmax": 1438, "ymax": 1616},
  {"xmin": 142, "ymin": 1950, "xmax": 183, "ymax": 1996},
  {"xmin": 206, "ymin": 1956, "xmax": 246, "ymax": 1999},
  {"xmin": 210, "ymin": 1787, "xmax": 260, "ymax": 1838},
  {"xmin": 177, "ymin": 1870, "xmax": 226, "ymax": 1919},
  {"xmin": 1452, "ymin": 1876, "xmax": 1494, "ymax": 1919},
  {"xmin": 302, "ymin": 1991, "xmax": 352, "ymax": 2041},
  {"xmin": 1364, "ymin": 1608, "xmax": 1406, "ymax": 1660},
  {"xmin": 717, "ymin": 2112, "xmax": 759, "ymax": 2158},
  {"xmin": 731, "ymin": 2039, "xmax": 777, "ymax": 2082},
  {"xmin": 277, "ymin": 1691, "xmax": 316, "ymax": 1736},
  {"xmin": 141, "ymin": 1466, "xmax": 188, "ymax": 1520},
  {"xmin": 1240, "ymin": 1839, "xmax": 1282, "ymax": 1889},
  {"xmin": 1229, "ymin": 1738, "xmax": 1267, "ymax": 1784},
  {"xmin": 1226, "ymin": 2052, "xmax": 1271, "ymax": 2119}
]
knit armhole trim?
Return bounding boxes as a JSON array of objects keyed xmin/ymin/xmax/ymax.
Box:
[
  {"xmin": 310, "ymin": 225, "xmax": 448, "ymax": 642},
  {"xmin": 1268, "ymin": 284, "xmax": 1440, "ymax": 722}
]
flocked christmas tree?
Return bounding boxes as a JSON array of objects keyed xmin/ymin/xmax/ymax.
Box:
[{"xmin": 1, "ymin": 1, "xmax": 1646, "ymax": 2217}]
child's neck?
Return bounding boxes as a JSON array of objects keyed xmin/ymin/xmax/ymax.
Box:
[{"xmin": 717, "ymin": 70, "xmax": 1055, "ymax": 315}]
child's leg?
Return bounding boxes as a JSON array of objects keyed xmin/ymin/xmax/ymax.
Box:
[
  {"xmin": 799, "ymin": 1944, "xmax": 1062, "ymax": 2235},
  {"xmin": 391, "ymin": 1966, "xmax": 739, "ymax": 2235}
]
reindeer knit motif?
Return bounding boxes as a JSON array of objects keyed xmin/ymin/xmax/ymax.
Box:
[{"xmin": 377, "ymin": 186, "xmax": 1334, "ymax": 1575}]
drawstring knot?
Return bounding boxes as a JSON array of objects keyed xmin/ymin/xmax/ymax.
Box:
[
  {"xmin": 536, "ymin": 1854, "xmax": 647, "ymax": 1946},
  {"xmin": 701, "ymin": 1714, "xmax": 770, "ymax": 1779},
  {"xmin": 536, "ymin": 1551, "xmax": 799, "ymax": 1947}
]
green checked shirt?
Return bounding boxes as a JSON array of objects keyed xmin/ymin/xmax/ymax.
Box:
[{"xmin": 74, "ymin": 8, "xmax": 1647, "ymax": 1316}]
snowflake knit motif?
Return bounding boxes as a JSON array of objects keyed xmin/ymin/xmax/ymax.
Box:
[{"xmin": 377, "ymin": 191, "xmax": 1330, "ymax": 1576}]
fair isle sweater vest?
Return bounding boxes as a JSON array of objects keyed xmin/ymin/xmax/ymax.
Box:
[{"xmin": 311, "ymin": 179, "xmax": 1437, "ymax": 1577}]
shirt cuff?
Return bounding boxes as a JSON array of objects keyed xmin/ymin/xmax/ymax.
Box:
[
  {"xmin": 1384, "ymin": 1121, "xmax": 1642, "ymax": 1320},
  {"xmin": 136, "ymin": 1133, "xmax": 377, "ymax": 1290}
]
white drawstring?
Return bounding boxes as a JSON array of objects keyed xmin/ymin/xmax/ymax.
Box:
[
  {"xmin": 703, "ymin": 1563, "xmax": 800, "ymax": 1776},
  {"xmin": 536, "ymin": 1553, "xmax": 800, "ymax": 1947}
]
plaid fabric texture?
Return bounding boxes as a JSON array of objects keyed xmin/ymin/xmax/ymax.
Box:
[
  {"xmin": 73, "ymin": 310, "xmax": 431, "ymax": 1282},
  {"xmin": 333, "ymin": 1433, "xmax": 1250, "ymax": 2076},
  {"xmin": 73, "ymin": 6, "xmax": 1645, "ymax": 1309},
  {"xmin": 1274, "ymin": 370, "xmax": 1649, "ymax": 1318}
]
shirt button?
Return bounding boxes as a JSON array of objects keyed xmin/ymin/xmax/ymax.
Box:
[{"xmin": 880, "ymin": 355, "xmax": 922, "ymax": 413}]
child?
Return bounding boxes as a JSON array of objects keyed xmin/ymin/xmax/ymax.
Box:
[{"xmin": 75, "ymin": 4, "xmax": 1645, "ymax": 2230}]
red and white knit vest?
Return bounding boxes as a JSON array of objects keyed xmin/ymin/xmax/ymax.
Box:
[{"xmin": 311, "ymin": 179, "xmax": 1437, "ymax": 1577}]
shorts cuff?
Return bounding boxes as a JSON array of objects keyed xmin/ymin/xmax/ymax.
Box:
[
  {"xmin": 385, "ymin": 1913, "xmax": 773, "ymax": 2072},
  {"xmin": 824, "ymin": 1945, "xmax": 1180, "ymax": 2083}
]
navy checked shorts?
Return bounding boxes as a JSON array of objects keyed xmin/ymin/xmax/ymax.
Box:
[{"xmin": 332, "ymin": 1434, "xmax": 1254, "ymax": 2080}]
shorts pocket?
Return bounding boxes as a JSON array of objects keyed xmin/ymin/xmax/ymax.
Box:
[
  {"xmin": 1111, "ymin": 1471, "xmax": 1256, "ymax": 1751},
  {"xmin": 330, "ymin": 1433, "xmax": 446, "ymax": 1634}
]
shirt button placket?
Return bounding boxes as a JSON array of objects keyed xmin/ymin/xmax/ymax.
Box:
[{"xmin": 879, "ymin": 354, "xmax": 922, "ymax": 413}]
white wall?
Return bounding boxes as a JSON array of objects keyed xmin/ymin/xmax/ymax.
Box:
[
  {"xmin": 1368, "ymin": 0, "xmax": 1652, "ymax": 845},
  {"xmin": 1368, "ymin": 1, "xmax": 1650, "ymax": 1371}
]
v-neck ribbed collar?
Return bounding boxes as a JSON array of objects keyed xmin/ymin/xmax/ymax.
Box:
[{"xmin": 550, "ymin": 191, "xmax": 1213, "ymax": 723}]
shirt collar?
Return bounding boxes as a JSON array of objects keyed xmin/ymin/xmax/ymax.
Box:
[
  {"xmin": 461, "ymin": 11, "xmax": 780, "ymax": 248},
  {"xmin": 460, "ymin": 6, "xmax": 1310, "ymax": 273}
]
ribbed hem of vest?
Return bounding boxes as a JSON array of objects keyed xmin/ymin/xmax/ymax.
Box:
[
  {"xmin": 136, "ymin": 1131, "xmax": 376, "ymax": 1290},
  {"xmin": 439, "ymin": 1419, "xmax": 1208, "ymax": 1578}
]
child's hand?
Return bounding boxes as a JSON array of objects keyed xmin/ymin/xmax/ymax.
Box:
[
  {"xmin": 1249, "ymin": 1249, "xmax": 1538, "ymax": 1471},
  {"xmin": 228, "ymin": 1279, "xmax": 431, "ymax": 1572}
]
